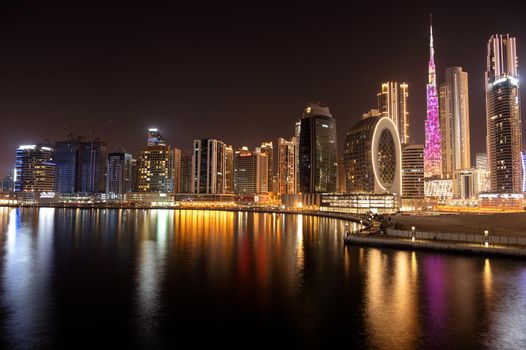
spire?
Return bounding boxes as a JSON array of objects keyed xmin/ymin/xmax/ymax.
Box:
[
  {"xmin": 428, "ymin": 14, "xmax": 436, "ymax": 85},
  {"xmin": 429, "ymin": 14, "xmax": 434, "ymax": 60}
]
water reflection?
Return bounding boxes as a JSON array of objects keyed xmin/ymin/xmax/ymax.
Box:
[
  {"xmin": 0, "ymin": 208, "xmax": 525, "ymax": 348},
  {"xmin": 2, "ymin": 208, "xmax": 55, "ymax": 348}
]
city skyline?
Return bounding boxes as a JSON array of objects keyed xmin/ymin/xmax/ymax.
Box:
[{"xmin": 0, "ymin": 3, "xmax": 525, "ymax": 175}]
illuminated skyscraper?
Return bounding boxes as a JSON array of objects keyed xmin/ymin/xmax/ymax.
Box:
[
  {"xmin": 192, "ymin": 139, "xmax": 226, "ymax": 194},
  {"xmin": 138, "ymin": 128, "xmax": 173, "ymax": 192},
  {"xmin": 343, "ymin": 116, "xmax": 402, "ymax": 195},
  {"xmin": 439, "ymin": 67, "xmax": 471, "ymax": 180},
  {"xmin": 225, "ymin": 145, "xmax": 234, "ymax": 193},
  {"xmin": 377, "ymin": 82, "xmax": 409, "ymax": 144},
  {"xmin": 278, "ymin": 137, "xmax": 297, "ymax": 195},
  {"xmin": 299, "ymin": 102, "xmax": 338, "ymax": 193},
  {"xmin": 258, "ymin": 142, "xmax": 274, "ymax": 193},
  {"xmin": 424, "ymin": 18, "xmax": 442, "ymax": 177},
  {"xmin": 233, "ymin": 147, "xmax": 268, "ymax": 194},
  {"xmin": 15, "ymin": 145, "xmax": 55, "ymax": 192},
  {"xmin": 402, "ymin": 144, "xmax": 425, "ymax": 199},
  {"xmin": 485, "ymin": 34, "xmax": 522, "ymax": 193}
]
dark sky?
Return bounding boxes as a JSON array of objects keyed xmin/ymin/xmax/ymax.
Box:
[{"xmin": 1, "ymin": 0, "xmax": 525, "ymax": 174}]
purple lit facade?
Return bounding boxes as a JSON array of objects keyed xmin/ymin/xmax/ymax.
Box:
[{"xmin": 424, "ymin": 21, "xmax": 442, "ymax": 177}]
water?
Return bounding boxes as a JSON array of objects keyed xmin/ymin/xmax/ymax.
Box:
[{"xmin": 0, "ymin": 207, "xmax": 525, "ymax": 349}]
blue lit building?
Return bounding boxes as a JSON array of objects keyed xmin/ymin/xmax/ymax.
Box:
[{"xmin": 15, "ymin": 145, "xmax": 55, "ymax": 192}]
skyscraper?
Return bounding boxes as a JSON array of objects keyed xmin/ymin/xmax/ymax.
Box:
[
  {"xmin": 377, "ymin": 82, "xmax": 409, "ymax": 144},
  {"xmin": 233, "ymin": 147, "xmax": 268, "ymax": 194},
  {"xmin": 15, "ymin": 145, "xmax": 55, "ymax": 192},
  {"xmin": 278, "ymin": 137, "xmax": 297, "ymax": 195},
  {"xmin": 54, "ymin": 138, "xmax": 107, "ymax": 194},
  {"xmin": 225, "ymin": 145, "xmax": 234, "ymax": 193},
  {"xmin": 485, "ymin": 34, "xmax": 522, "ymax": 193},
  {"xmin": 106, "ymin": 148, "xmax": 133, "ymax": 200},
  {"xmin": 424, "ymin": 18, "xmax": 442, "ymax": 178},
  {"xmin": 138, "ymin": 128, "xmax": 173, "ymax": 192},
  {"xmin": 78, "ymin": 140, "xmax": 107, "ymax": 193},
  {"xmin": 402, "ymin": 144, "xmax": 425, "ymax": 199},
  {"xmin": 439, "ymin": 67, "xmax": 471, "ymax": 180},
  {"xmin": 192, "ymin": 139, "xmax": 226, "ymax": 194},
  {"xmin": 343, "ymin": 116, "xmax": 402, "ymax": 195},
  {"xmin": 299, "ymin": 102, "xmax": 338, "ymax": 193},
  {"xmin": 172, "ymin": 148, "xmax": 182, "ymax": 193},
  {"xmin": 258, "ymin": 142, "xmax": 274, "ymax": 193},
  {"xmin": 179, "ymin": 150, "xmax": 193, "ymax": 193}
]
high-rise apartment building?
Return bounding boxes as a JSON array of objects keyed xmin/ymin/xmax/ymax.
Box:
[
  {"xmin": 138, "ymin": 129, "xmax": 173, "ymax": 192},
  {"xmin": 278, "ymin": 137, "xmax": 297, "ymax": 195},
  {"xmin": 192, "ymin": 139, "xmax": 226, "ymax": 194},
  {"xmin": 299, "ymin": 102, "xmax": 338, "ymax": 193},
  {"xmin": 485, "ymin": 34, "xmax": 522, "ymax": 193},
  {"xmin": 15, "ymin": 145, "xmax": 55, "ymax": 192},
  {"xmin": 439, "ymin": 67, "xmax": 471, "ymax": 180},
  {"xmin": 106, "ymin": 148, "xmax": 133, "ymax": 200},
  {"xmin": 377, "ymin": 82, "xmax": 409, "ymax": 144}
]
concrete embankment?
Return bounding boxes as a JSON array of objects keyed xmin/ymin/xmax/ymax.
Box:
[{"xmin": 344, "ymin": 235, "xmax": 526, "ymax": 259}]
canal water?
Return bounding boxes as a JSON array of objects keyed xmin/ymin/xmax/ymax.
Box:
[{"xmin": 0, "ymin": 207, "xmax": 525, "ymax": 349}]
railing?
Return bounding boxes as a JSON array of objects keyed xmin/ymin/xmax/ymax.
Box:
[{"xmin": 387, "ymin": 228, "xmax": 526, "ymax": 246}]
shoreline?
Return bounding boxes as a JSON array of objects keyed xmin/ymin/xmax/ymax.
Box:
[
  {"xmin": 0, "ymin": 204, "xmax": 364, "ymax": 224},
  {"xmin": 344, "ymin": 235, "xmax": 526, "ymax": 259}
]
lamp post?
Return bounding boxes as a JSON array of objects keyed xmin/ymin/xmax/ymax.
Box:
[
  {"xmin": 359, "ymin": 219, "xmax": 363, "ymax": 233},
  {"xmin": 345, "ymin": 222, "xmax": 349, "ymax": 236},
  {"xmin": 411, "ymin": 226, "xmax": 415, "ymax": 242},
  {"xmin": 484, "ymin": 230, "xmax": 489, "ymax": 248}
]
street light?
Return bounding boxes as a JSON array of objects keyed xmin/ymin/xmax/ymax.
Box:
[
  {"xmin": 345, "ymin": 222, "xmax": 349, "ymax": 236},
  {"xmin": 411, "ymin": 226, "xmax": 415, "ymax": 242},
  {"xmin": 484, "ymin": 230, "xmax": 489, "ymax": 248},
  {"xmin": 360, "ymin": 219, "xmax": 363, "ymax": 232}
]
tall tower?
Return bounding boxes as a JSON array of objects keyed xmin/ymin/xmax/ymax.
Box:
[
  {"xmin": 299, "ymin": 102, "xmax": 338, "ymax": 193},
  {"xmin": 485, "ymin": 34, "xmax": 522, "ymax": 193},
  {"xmin": 377, "ymin": 82, "xmax": 410, "ymax": 145},
  {"xmin": 424, "ymin": 16, "xmax": 442, "ymax": 177},
  {"xmin": 439, "ymin": 67, "xmax": 471, "ymax": 179}
]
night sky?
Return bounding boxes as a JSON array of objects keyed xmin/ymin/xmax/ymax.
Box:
[{"xmin": 1, "ymin": 1, "xmax": 525, "ymax": 174}]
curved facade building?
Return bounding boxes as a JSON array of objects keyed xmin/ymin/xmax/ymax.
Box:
[
  {"xmin": 343, "ymin": 116, "xmax": 402, "ymax": 195},
  {"xmin": 299, "ymin": 103, "xmax": 338, "ymax": 193}
]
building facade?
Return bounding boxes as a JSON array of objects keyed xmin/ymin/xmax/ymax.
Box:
[
  {"xmin": 258, "ymin": 142, "xmax": 274, "ymax": 193},
  {"xmin": 377, "ymin": 82, "xmax": 409, "ymax": 145},
  {"xmin": 106, "ymin": 149, "xmax": 133, "ymax": 200},
  {"xmin": 225, "ymin": 145, "xmax": 234, "ymax": 193},
  {"xmin": 15, "ymin": 145, "xmax": 55, "ymax": 192},
  {"xmin": 402, "ymin": 144, "xmax": 425, "ymax": 199},
  {"xmin": 192, "ymin": 139, "xmax": 226, "ymax": 194},
  {"xmin": 299, "ymin": 103, "xmax": 338, "ymax": 193},
  {"xmin": 233, "ymin": 147, "xmax": 268, "ymax": 194},
  {"xmin": 179, "ymin": 150, "xmax": 193, "ymax": 193},
  {"xmin": 138, "ymin": 129, "xmax": 173, "ymax": 192},
  {"xmin": 54, "ymin": 139, "xmax": 107, "ymax": 194},
  {"xmin": 278, "ymin": 137, "xmax": 297, "ymax": 195},
  {"xmin": 424, "ymin": 21, "xmax": 442, "ymax": 177},
  {"xmin": 485, "ymin": 34, "xmax": 522, "ymax": 193},
  {"xmin": 343, "ymin": 116, "xmax": 402, "ymax": 195},
  {"xmin": 439, "ymin": 67, "xmax": 471, "ymax": 180}
]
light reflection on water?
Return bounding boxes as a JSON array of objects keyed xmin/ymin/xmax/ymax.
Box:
[{"xmin": 0, "ymin": 207, "xmax": 525, "ymax": 348}]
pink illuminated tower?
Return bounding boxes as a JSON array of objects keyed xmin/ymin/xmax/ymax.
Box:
[{"xmin": 424, "ymin": 16, "xmax": 442, "ymax": 177}]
